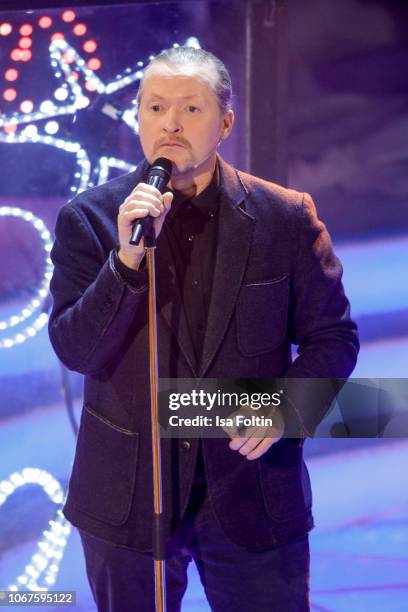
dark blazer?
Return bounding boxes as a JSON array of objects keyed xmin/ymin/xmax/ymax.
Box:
[{"xmin": 48, "ymin": 156, "xmax": 359, "ymax": 552}]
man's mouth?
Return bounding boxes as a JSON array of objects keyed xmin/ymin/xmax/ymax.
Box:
[{"xmin": 159, "ymin": 142, "xmax": 186, "ymax": 148}]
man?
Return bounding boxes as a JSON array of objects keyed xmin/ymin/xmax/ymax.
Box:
[{"xmin": 48, "ymin": 47, "xmax": 359, "ymax": 611}]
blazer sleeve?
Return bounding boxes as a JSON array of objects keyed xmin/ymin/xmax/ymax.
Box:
[
  {"xmin": 48, "ymin": 202, "xmax": 149, "ymax": 374},
  {"xmin": 281, "ymin": 192, "xmax": 360, "ymax": 437}
]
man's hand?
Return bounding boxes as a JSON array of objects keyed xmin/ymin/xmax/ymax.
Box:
[
  {"xmin": 117, "ymin": 182, "xmax": 173, "ymax": 270},
  {"xmin": 225, "ymin": 406, "xmax": 284, "ymax": 460}
]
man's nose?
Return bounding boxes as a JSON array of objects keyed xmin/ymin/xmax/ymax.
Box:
[{"xmin": 163, "ymin": 109, "xmax": 182, "ymax": 133}]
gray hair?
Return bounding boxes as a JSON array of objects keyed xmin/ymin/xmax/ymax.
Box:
[{"xmin": 136, "ymin": 46, "xmax": 233, "ymax": 114}]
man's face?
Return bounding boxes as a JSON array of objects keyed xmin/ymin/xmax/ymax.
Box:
[{"xmin": 138, "ymin": 64, "xmax": 234, "ymax": 178}]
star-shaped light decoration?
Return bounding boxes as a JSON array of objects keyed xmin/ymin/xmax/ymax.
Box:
[{"xmin": 0, "ymin": 23, "xmax": 201, "ymax": 349}]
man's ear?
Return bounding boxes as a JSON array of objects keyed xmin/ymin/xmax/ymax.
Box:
[{"xmin": 222, "ymin": 109, "xmax": 235, "ymax": 141}]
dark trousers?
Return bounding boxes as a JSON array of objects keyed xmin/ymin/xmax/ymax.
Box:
[{"xmin": 79, "ymin": 483, "xmax": 310, "ymax": 612}]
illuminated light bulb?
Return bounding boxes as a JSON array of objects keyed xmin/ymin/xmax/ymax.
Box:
[
  {"xmin": 54, "ymin": 87, "xmax": 68, "ymax": 101},
  {"xmin": 39, "ymin": 16, "xmax": 52, "ymax": 28},
  {"xmin": 0, "ymin": 23, "xmax": 13, "ymax": 36},
  {"xmin": 87, "ymin": 57, "xmax": 101, "ymax": 71},
  {"xmin": 73, "ymin": 23, "xmax": 87, "ymax": 36},
  {"xmin": 5, "ymin": 68, "xmax": 19, "ymax": 81},
  {"xmin": 9, "ymin": 472, "xmax": 25, "ymax": 486},
  {"xmin": 20, "ymin": 50, "xmax": 32, "ymax": 62},
  {"xmin": 51, "ymin": 33, "xmax": 64, "ymax": 42},
  {"xmin": 20, "ymin": 24, "xmax": 33, "ymax": 36},
  {"xmin": 39, "ymin": 100, "xmax": 55, "ymax": 113},
  {"xmin": 19, "ymin": 37, "xmax": 32, "ymax": 49},
  {"xmin": 22, "ymin": 124, "xmax": 38, "ymax": 138},
  {"xmin": 3, "ymin": 88, "xmax": 17, "ymax": 102},
  {"xmin": 11, "ymin": 49, "xmax": 23, "ymax": 61},
  {"xmin": 85, "ymin": 79, "xmax": 98, "ymax": 92},
  {"xmin": 77, "ymin": 96, "xmax": 90, "ymax": 109},
  {"xmin": 20, "ymin": 99, "xmax": 34, "ymax": 113},
  {"xmin": 62, "ymin": 49, "xmax": 76, "ymax": 63},
  {"xmin": 62, "ymin": 10, "xmax": 76, "ymax": 23},
  {"xmin": 83, "ymin": 40, "xmax": 97, "ymax": 53},
  {"xmin": 3, "ymin": 122, "xmax": 17, "ymax": 134},
  {"xmin": 185, "ymin": 36, "xmax": 201, "ymax": 49},
  {"xmin": 44, "ymin": 121, "xmax": 59, "ymax": 135}
]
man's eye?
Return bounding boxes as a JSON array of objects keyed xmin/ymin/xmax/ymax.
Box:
[
  {"xmin": 187, "ymin": 105, "xmax": 200, "ymax": 113},
  {"xmin": 151, "ymin": 104, "xmax": 161, "ymax": 112}
]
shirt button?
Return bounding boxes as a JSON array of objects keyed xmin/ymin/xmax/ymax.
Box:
[
  {"xmin": 181, "ymin": 440, "xmax": 191, "ymax": 451},
  {"xmin": 209, "ymin": 210, "xmax": 215, "ymax": 218},
  {"xmin": 192, "ymin": 279, "xmax": 199, "ymax": 287},
  {"xmin": 188, "ymin": 234, "xmax": 195, "ymax": 241}
]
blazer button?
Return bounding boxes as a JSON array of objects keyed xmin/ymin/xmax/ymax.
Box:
[{"xmin": 181, "ymin": 440, "xmax": 191, "ymax": 451}]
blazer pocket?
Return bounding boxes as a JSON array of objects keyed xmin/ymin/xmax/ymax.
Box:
[
  {"xmin": 258, "ymin": 460, "xmax": 312, "ymax": 522},
  {"xmin": 67, "ymin": 403, "xmax": 139, "ymax": 526},
  {"xmin": 236, "ymin": 274, "xmax": 289, "ymax": 356}
]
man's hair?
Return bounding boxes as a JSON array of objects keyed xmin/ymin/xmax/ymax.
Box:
[{"xmin": 136, "ymin": 46, "xmax": 233, "ymax": 114}]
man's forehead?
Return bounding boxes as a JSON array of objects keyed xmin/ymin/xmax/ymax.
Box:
[{"xmin": 142, "ymin": 62, "xmax": 217, "ymax": 96}]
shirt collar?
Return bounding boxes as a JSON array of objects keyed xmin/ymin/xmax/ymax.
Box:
[{"xmin": 171, "ymin": 168, "xmax": 219, "ymax": 219}]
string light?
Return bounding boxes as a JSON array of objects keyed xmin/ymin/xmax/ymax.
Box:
[
  {"xmin": 19, "ymin": 37, "xmax": 32, "ymax": 50},
  {"xmin": 61, "ymin": 10, "xmax": 76, "ymax": 23},
  {"xmin": 73, "ymin": 23, "xmax": 87, "ymax": 36},
  {"xmin": 11, "ymin": 48, "xmax": 23, "ymax": 61},
  {"xmin": 0, "ymin": 469, "xmax": 71, "ymax": 592},
  {"xmin": 20, "ymin": 24, "xmax": 33, "ymax": 36},
  {"xmin": 20, "ymin": 100, "xmax": 34, "ymax": 113},
  {"xmin": 0, "ymin": 206, "xmax": 53, "ymax": 347},
  {"xmin": 83, "ymin": 40, "xmax": 97, "ymax": 53},
  {"xmin": 21, "ymin": 50, "xmax": 32, "ymax": 62},
  {"xmin": 38, "ymin": 16, "xmax": 52, "ymax": 29},
  {"xmin": 3, "ymin": 88, "xmax": 17, "ymax": 102},
  {"xmin": 5, "ymin": 68, "xmax": 19, "ymax": 81},
  {"xmin": 98, "ymin": 156, "xmax": 136, "ymax": 185},
  {"xmin": 0, "ymin": 22, "xmax": 13, "ymax": 36},
  {"xmin": 44, "ymin": 120, "xmax": 59, "ymax": 135}
]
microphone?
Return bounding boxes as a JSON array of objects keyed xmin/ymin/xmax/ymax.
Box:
[{"xmin": 129, "ymin": 157, "xmax": 172, "ymax": 246}]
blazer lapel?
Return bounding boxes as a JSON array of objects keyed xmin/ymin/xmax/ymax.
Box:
[{"xmin": 199, "ymin": 157, "xmax": 255, "ymax": 378}]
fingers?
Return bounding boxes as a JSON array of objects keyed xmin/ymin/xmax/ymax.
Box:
[
  {"xmin": 119, "ymin": 183, "xmax": 165, "ymax": 219},
  {"xmin": 245, "ymin": 437, "xmax": 279, "ymax": 460},
  {"xmin": 162, "ymin": 191, "xmax": 174, "ymax": 212},
  {"xmin": 229, "ymin": 434, "xmax": 279, "ymax": 460}
]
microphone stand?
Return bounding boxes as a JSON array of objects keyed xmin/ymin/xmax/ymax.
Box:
[{"xmin": 144, "ymin": 221, "xmax": 166, "ymax": 612}]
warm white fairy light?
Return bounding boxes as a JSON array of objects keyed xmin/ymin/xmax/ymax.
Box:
[
  {"xmin": 97, "ymin": 156, "xmax": 137, "ymax": 185},
  {"xmin": 53, "ymin": 87, "xmax": 69, "ymax": 101},
  {"xmin": 44, "ymin": 120, "xmax": 59, "ymax": 135},
  {"xmin": 0, "ymin": 207, "xmax": 52, "ymax": 341},
  {"xmin": 0, "ymin": 469, "xmax": 71, "ymax": 592},
  {"xmin": 21, "ymin": 124, "xmax": 38, "ymax": 138},
  {"xmin": 185, "ymin": 36, "xmax": 201, "ymax": 49}
]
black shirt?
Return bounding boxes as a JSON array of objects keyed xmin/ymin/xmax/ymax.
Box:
[
  {"xmin": 165, "ymin": 174, "xmax": 219, "ymax": 489},
  {"xmin": 165, "ymin": 172, "xmax": 219, "ymax": 370}
]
